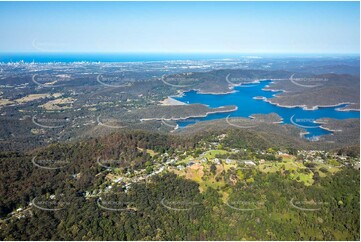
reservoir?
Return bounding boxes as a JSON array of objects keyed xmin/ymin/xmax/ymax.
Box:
[{"xmin": 174, "ymin": 80, "xmax": 360, "ymax": 140}]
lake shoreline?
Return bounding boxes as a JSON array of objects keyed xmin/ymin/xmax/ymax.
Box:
[
  {"xmin": 140, "ymin": 105, "xmax": 238, "ymax": 122},
  {"xmin": 171, "ymin": 78, "xmax": 359, "ymax": 139},
  {"xmin": 171, "ymin": 78, "xmax": 359, "ymax": 113}
]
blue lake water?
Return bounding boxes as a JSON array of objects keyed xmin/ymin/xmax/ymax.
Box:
[{"xmin": 174, "ymin": 80, "xmax": 360, "ymax": 140}]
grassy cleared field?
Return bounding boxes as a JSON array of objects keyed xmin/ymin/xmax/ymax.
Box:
[
  {"xmin": 203, "ymin": 149, "xmax": 229, "ymax": 159},
  {"xmin": 258, "ymin": 156, "xmax": 341, "ymax": 186},
  {"xmin": 171, "ymin": 150, "xmax": 342, "ymax": 194}
]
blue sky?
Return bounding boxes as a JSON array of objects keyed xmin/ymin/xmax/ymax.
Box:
[{"xmin": 0, "ymin": 1, "xmax": 359, "ymax": 54}]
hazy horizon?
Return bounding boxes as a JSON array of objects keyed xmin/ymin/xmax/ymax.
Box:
[{"xmin": 0, "ymin": 1, "xmax": 359, "ymax": 54}]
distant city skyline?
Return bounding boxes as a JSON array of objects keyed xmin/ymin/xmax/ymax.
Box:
[{"xmin": 0, "ymin": 1, "xmax": 359, "ymax": 54}]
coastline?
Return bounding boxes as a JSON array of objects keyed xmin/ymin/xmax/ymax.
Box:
[
  {"xmin": 196, "ymin": 90, "xmax": 237, "ymax": 95},
  {"xmin": 257, "ymin": 80, "xmax": 360, "ymax": 112},
  {"xmin": 318, "ymin": 125, "xmax": 342, "ymax": 133},
  {"xmin": 162, "ymin": 78, "xmax": 360, "ymax": 113},
  {"xmin": 165, "ymin": 78, "xmax": 278, "ymax": 98},
  {"xmin": 174, "ymin": 78, "xmax": 276, "ymax": 96},
  {"xmin": 335, "ymin": 103, "xmax": 360, "ymax": 112},
  {"xmin": 140, "ymin": 105, "xmax": 238, "ymax": 122},
  {"xmin": 314, "ymin": 120, "xmax": 343, "ymax": 132},
  {"xmin": 262, "ymin": 98, "xmax": 359, "ymax": 112},
  {"xmin": 261, "ymin": 84, "xmax": 359, "ymax": 112}
]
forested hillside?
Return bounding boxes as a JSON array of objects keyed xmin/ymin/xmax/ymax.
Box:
[{"xmin": 0, "ymin": 130, "xmax": 359, "ymax": 240}]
